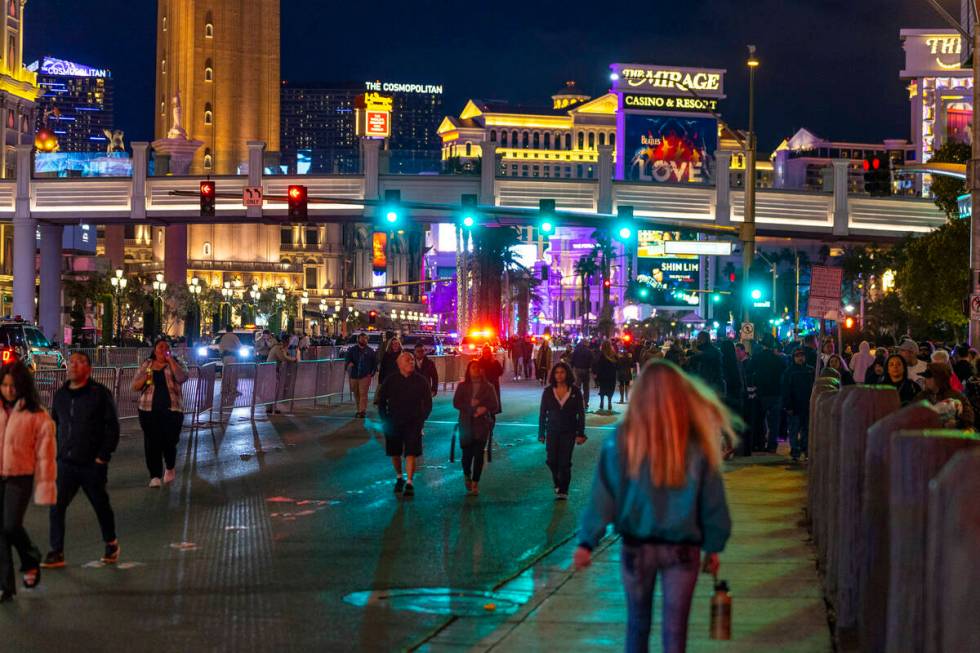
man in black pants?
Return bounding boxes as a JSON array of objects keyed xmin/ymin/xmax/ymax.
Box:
[
  {"xmin": 376, "ymin": 352, "xmax": 433, "ymax": 498},
  {"xmin": 570, "ymin": 340, "xmax": 594, "ymax": 411},
  {"xmin": 41, "ymin": 352, "xmax": 121, "ymax": 568}
]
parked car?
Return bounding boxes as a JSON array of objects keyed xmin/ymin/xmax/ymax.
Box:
[
  {"xmin": 0, "ymin": 318, "xmax": 65, "ymax": 371},
  {"xmin": 400, "ymin": 333, "xmax": 442, "ymax": 355},
  {"xmin": 198, "ymin": 330, "xmax": 258, "ymax": 367},
  {"xmin": 339, "ymin": 332, "xmax": 384, "ymax": 355}
]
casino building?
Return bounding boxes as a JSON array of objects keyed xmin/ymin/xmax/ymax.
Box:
[{"xmin": 30, "ymin": 56, "xmax": 114, "ymax": 153}]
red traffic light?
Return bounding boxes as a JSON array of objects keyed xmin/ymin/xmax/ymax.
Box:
[
  {"xmin": 200, "ymin": 181, "xmax": 215, "ymax": 197},
  {"xmin": 603, "ymin": 279, "xmax": 611, "ymax": 288},
  {"xmin": 421, "ymin": 295, "xmax": 428, "ymax": 304},
  {"xmin": 368, "ymin": 310, "xmax": 378, "ymax": 318},
  {"xmin": 200, "ymin": 181, "xmax": 216, "ymax": 217},
  {"xmin": 287, "ymin": 184, "xmax": 308, "ymax": 220},
  {"xmin": 288, "ymin": 186, "xmax": 304, "ymax": 201},
  {"xmin": 862, "ymin": 160, "xmax": 870, "ymax": 171},
  {"xmin": 844, "ymin": 316, "xmax": 855, "ymax": 329},
  {"xmin": 622, "ymin": 333, "xmax": 632, "ymax": 343},
  {"xmin": 872, "ymin": 157, "xmax": 880, "ymax": 170}
]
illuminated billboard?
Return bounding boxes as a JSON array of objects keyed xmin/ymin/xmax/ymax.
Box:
[
  {"xmin": 356, "ymin": 92, "xmax": 393, "ymax": 138},
  {"xmin": 611, "ymin": 64, "xmax": 726, "ymax": 98},
  {"xmin": 28, "ymin": 56, "xmax": 110, "ymax": 78},
  {"xmin": 637, "ymin": 230, "xmax": 701, "ymax": 308},
  {"xmin": 625, "ymin": 115, "xmax": 717, "ymax": 184}
]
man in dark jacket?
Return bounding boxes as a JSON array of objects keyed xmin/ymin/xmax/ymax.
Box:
[
  {"xmin": 345, "ymin": 333, "xmax": 378, "ymax": 418},
  {"xmin": 477, "ymin": 346, "xmax": 504, "ymax": 407},
  {"xmin": 376, "ymin": 352, "xmax": 433, "ymax": 497},
  {"xmin": 570, "ymin": 340, "xmax": 594, "ymax": 410},
  {"xmin": 746, "ymin": 337, "xmax": 786, "ymax": 453},
  {"xmin": 413, "ymin": 343, "xmax": 439, "ymax": 397},
  {"xmin": 690, "ymin": 331, "xmax": 724, "ymax": 394},
  {"xmin": 42, "ymin": 352, "xmax": 120, "ymax": 569},
  {"xmin": 781, "ymin": 348, "xmax": 815, "ymax": 462}
]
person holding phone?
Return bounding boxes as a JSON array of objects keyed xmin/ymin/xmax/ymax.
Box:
[{"xmin": 132, "ymin": 338, "xmax": 188, "ymax": 487}]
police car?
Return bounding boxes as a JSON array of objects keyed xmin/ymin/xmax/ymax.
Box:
[{"xmin": 0, "ymin": 318, "xmax": 66, "ymax": 371}]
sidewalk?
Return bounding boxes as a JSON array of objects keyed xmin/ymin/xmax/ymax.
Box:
[{"xmin": 420, "ymin": 455, "xmax": 832, "ymax": 652}]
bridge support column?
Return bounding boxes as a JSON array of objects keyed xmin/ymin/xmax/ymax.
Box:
[
  {"xmin": 165, "ymin": 225, "xmax": 187, "ymax": 286},
  {"xmin": 104, "ymin": 225, "xmax": 125, "ymax": 269},
  {"xmin": 832, "ymin": 159, "xmax": 850, "ymax": 237},
  {"xmin": 39, "ymin": 223, "xmax": 63, "ymax": 342},
  {"xmin": 714, "ymin": 150, "xmax": 732, "ymax": 225},
  {"xmin": 597, "ymin": 145, "xmax": 613, "ymax": 214},
  {"xmin": 12, "ymin": 144, "xmax": 34, "ymax": 320},
  {"xmin": 479, "ymin": 141, "xmax": 497, "ymax": 205}
]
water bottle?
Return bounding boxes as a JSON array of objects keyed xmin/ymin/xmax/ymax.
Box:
[{"xmin": 709, "ymin": 579, "xmax": 732, "ymax": 640}]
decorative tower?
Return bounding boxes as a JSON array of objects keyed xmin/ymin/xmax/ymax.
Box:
[{"xmin": 154, "ymin": 0, "xmax": 280, "ymax": 174}]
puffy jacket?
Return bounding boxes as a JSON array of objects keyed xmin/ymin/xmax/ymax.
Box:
[
  {"xmin": 0, "ymin": 402, "xmax": 57, "ymax": 505},
  {"xmin": 51, "ymin": 380, "xmax": 120, "ymax": 465}
]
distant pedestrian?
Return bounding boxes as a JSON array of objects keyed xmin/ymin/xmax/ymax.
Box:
[
  {"xmin": 849, "ymin": 341, "xmax": 875, "ymax": 387},
  {"xmin": 535, "ymin": 338, "xmax": 553, "ymax": 385},
  {"xmin": 745, "ymin": 338, "xmax": 786, "ymax": 453},
  {"xmin": 538, "ymin": 362, "xmax": 586, "ymax": 500},
  {"xmin": 132, "ymin": 339, "xmax": 188, "ymax": 487},
  {"xmin": 509, "ymin": 337, "xmax": 523, "ymax": 381},
  {"xmin": 297, "ymin": 331, "xmax": 311, "ymax": 360},
  {"xmin": 571, "ymin": 340, "xmax": 595, "ymax": 411},
  {"xmin": 0, "ymin": 361, "xmax": 56, "ymax": 602},
  {"xmin": 218, "ymin": 324, "xmax": 242, "ymax": 369},
  {"xmin": 377, "ymin": 337, "xmax": 403, "ymax": 385},
  {"xmin": 781, "ymin": 348, "xmax": 814, "ymax": 463},
  {"xmin": 413, "ymin": 343, "xmax": 439, "ymax": 397},
  {"xmin": 376, "ymin": 352, "xmax": 433, "ymax": 498},
  {"xmin": 477, "ymin": 345, "xmax": 504, "ymax": 408},
  {"xmin": 452, "ymin": 361, "xmax": 499, "ymax": 496},
  {"xmin": 898, "ymin": 338, "xmax": 928, "ymax": 383},
  {"xmin": 616, "ymin": 347, "xmax": 634, "ymax": 403},
  {"xmin": 254, "ymin": 329, "xmax": 273, "ymax": 360},
  {"xmin": 826, "ymin": 354, "xmax": 854, "ymax": 385},
  {"xmin": 689, "ymin": 331, "xmax": 724, "ymax": 395},
  {"xmin": 914, "ymin": 363, "xmax": 975, "ymax": 429},
  {"xmin": 863, "ymin": 354, "xmax": 887, "ymax": 384},
  {"xmin": 575, "ymin": 360, "xmax": 732, "ymax": 653},
  {"xmin": 523, "ymin": 337, "xmax": 535, "ymax": 380},
  {"xmin": 42, "ymin": 352, "xmax": 120, "ymax": 570},
  {"xmin": 593, "ymin": 341, "xmax": 618, "ymax": 414},
  {"xmin": 266, "ymin": 335, "xmax": 297, "ymax": 415},
  {"xmin": 883, "ymin": 354, "xmax": 920, "ymax": 405},
  {"xmin": 344, "ymin": 333, "xmax": 377, "ymax": 419}
]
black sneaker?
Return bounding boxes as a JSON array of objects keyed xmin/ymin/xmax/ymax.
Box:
[
  {"xmin": 394, "ymin": 478, "xmax": 406, "ymax": 494},
  {"xmin": 40, "ymin": 551, "xmax": 64, "ymax": 569},
  {"xmin": 101, "ymin": 541, "xmax": 120, "ymax": 565},
  {"xmin": 403, "ymin": 483, "xmax": 415, "ymax": 497}
]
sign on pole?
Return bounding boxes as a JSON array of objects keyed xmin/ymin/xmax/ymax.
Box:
[
  {"xmin": 242, "ymin": 186, "xmax": 264, "ymax": 207},
  {"xmin": 740, "ymin": 322, "xmax": 755, "ymax": 341},
  {"xmin": 970, "ymin": 294, "xmax": 980, "ymax": 321},
  {"xmin": 808, "ymin": 265, "xmax": 844, "ymax": 320}
]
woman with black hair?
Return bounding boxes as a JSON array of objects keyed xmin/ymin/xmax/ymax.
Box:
[
  {"xmin": 132, "ymin": 338, "xmax": 188, "ymax": 488},
  {"xmin": 452, "ymin": 360, "xmax": 500, "ymax": 496},
  {"xmin": 884, "ymin": 353, "xmax": 921, "ymax": 405},
  {"xmin": 538, "ymin": 362, "xmax": 587, "ymax": 499},
  {"xmin": 0, "ymin": 360, "xmax": 56, "ymax": 602}
]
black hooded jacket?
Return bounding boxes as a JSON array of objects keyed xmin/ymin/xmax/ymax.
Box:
[{"xmin": 51, "ymin": 380, "xmax": 120, "ymax": 464}]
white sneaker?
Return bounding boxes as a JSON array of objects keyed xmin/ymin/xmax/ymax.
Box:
[
  {"xmin": 163, "ymin": 469, "xmax": 176, "ymax": 484},
  {"xmin": 148, "ymin": 477, "xmax": 162, "ymax": 488}
]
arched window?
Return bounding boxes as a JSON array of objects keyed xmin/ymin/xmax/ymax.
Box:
[
  {"xmin": 511, "ymin": 130, "xmax": 518, "ymax": 145},
  {"xmin": 204, "ymin": 103, "xmax": 213, "ymax": 125},
  {"xmin": 522, "ymin": 131, "xmax": 529, "ymax": 148},
  {"xmin": 490, "ymin": 130, "xmax": 497, "ymax": 143},
  {"xmin": 577, "ymin": 131, "xmax": 584, "ymax": 149},
  {"xmin": 204, "ymin": 59, "xmax": 213, "ymax": 82},
  {"xmin": 203, "ymin": 242, "xmax": 212, "ymax": 257},
  {"xmin": 532, "ymin": 132, "xmax": 540, "ymax": 149},
  {"xmin": 588, "ymin": 132, "xmax": 595, "ymax": 149},
  {"xmin": 160, "ymin": 99, "xmax": 165, "ymax": 117},
  {"xmin": 161, "ymin": 58, "xmax": 166, "ymax": 74},
  {"xmin": 598, "ymin": 132, "xmax": 606, "ymax": 146},
  {"xmin": 205, "ymin": 11, "xmax": 214, "ymax": 38},
  {"xmin": 465, "ymin": 142, "xmax": 472, "ymax": 156},
  {"xmin": 203, "ymin": 148, "xmax": 213, "ymax": 170},
  {"xmin": 564, "ymin": 133, "xmax": 572, "ymax": 149},
  {"xmin": 501, "ymin": 131, "xmax": 508, "ymax": 146},
  {"xmin": 544, "ymin": 133, "xmax": 551, "ymax": 149},
  {"xmin": 610, "ymin": 133, "xmax": 616, "ymax": 147},
  {"xmin": 162, "ymin": 15, "xmax": 167, "ymax": 31}
]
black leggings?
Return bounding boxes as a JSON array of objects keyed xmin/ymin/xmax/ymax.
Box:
[
  {"xmin": 461, "ymin": 439, "xmax": 488, "ymax": 482},
  {"xmin": 0, "ymin": 476, "xmax": 39, "ymax": 594},
  {"xmin": 138, "ymin": 410, "xmax": 184, "ymax": 478}
]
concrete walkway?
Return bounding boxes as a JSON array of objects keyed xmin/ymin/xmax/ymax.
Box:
[{"xmin": 420, "ymin": 455, "xmax": 832, "ymax": 652}]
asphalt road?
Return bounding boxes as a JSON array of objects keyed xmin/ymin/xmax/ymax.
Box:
[{"xmin": 1, "ymin": 378, "xmax": 622, "ymax": 652}]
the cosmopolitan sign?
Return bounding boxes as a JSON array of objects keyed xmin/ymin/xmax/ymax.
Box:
[
  {"xmin": 623, "ymin": 93, "xmax": 718, "ymax": 113},
  {"xmin": 611, "ymin": 64, "xmax": 726, "ymax": 98},
  {"xmin": 33, "ymin": 57, "xmax": 110, "ymax": 78},
  {"xmin": 365, "ymin": 81, "xmax": 443, "ymax": 94}
]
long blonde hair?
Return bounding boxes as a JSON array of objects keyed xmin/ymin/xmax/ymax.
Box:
[{"xmin": 620, "ymin": 359, "xmax": 734, "ymax": 488}]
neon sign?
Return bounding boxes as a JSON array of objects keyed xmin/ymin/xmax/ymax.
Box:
[
  {"xmin": 34, "ymin": 57, "xmax": 109, "ymax": 79},
  {"xmin": 612, "ymin": 64, "xmax": 725, "ymax": 98},
  {"xmin": 365, "ymin": 81, "xmax": 443, "ymax": 94},
  {"xmin": 355, "ymin": 93, "xmax": 393, "ymax": 138},
  {"xmin": 623, "ymin": 93, "xmax": 718, "ymax": 113}
]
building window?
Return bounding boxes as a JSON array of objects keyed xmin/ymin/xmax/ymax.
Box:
[
  {"xmin": 501, "ymin": 131, "xmax": 508, "ymax": 146},
  {"xmin": 489, "ymin": 130, "xmax": 497, "ymax": 142},
  {"xmin": 599, "ymin": 132, "xmax": 605, "ymax": 146},
  {"xmin": 8, "ymin": 0, "xmax": 16, "ymax": 18},
  {"xmin": 281, "ymin": 228, "xmax": 292, "ymax": 245},
  {"xmin": 162, "ymin": 15, "xmax": 167, "ymax": 31},
  {"xmin": 465, "ymin": 142, "xmax": 471, "ymax": 157},
  {"xmin": 160, "ymin": 99, "xmax": 165, "ymax": 116},
  {"xmin": 305, "ymin": 228, "xmax": 319, "ymax": 246},
  {"xmin": 565, "ymin": 133, "xmax": 572, "ymax": 149},
  {"xmin": 205, "ymin": 23, "xmax": 213, "ymax": 38},
  {"xmin": 532, "ymin": 132, "xmax": 540, "ymax": 148},
  {"xmin": 522, "ymin": 132, "xmax": 529, "ymax": 148},
  {"xmin": 544, "ymin": 133, "xmax": 551, "ymax": 149},
  {"xmin": 204, "ymin": 59, "xmax": 213, "ymax": 82},
  {"xmin": 203, "ymin": 242, "xmax": 212, "ymax": 257},
  {"xmin": 511, "ymin": 130, "xmax": 518, "ymax": 145},
  {"xmin": 588, "ymin": 132, "xmax": 595, "ymax": 149},
  {"xmin": 305, "ymin": 267, "xmax": 318, "ymax": 289},
  {"xmin": 203, "ymin": 148, "xmax": 213, "ymax": 170},
  {"xmin": 204, "ymin": 103, "xmax": 213, "ymax": 125},
  {"xmin": 610, "ymin": 133, "xmax": 615, "ymax": 147},
  {"xmin": 161, "ymin": 58, "xmax": 166, "ymax": 74}
]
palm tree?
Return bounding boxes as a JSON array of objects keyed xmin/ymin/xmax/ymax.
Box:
[
  {"xmin": 574, "ymin": 255, "xmax": 597, "ymax": 335},
  {"xmin": 590, "ymin": 229, "xmax": 616, "ymax": 336}
]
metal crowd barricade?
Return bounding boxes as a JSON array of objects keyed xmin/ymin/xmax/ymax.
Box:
[
  {"xmin": 113, "ymin": 366, "xmax": 140, "ymax": 420},
  {"xmin": 35, "ymin": 369, "xmax": 67, "ymax": 410},
  {"xmin": 189, "ymin": 363, "xmax": 217, "ymax": 427},
  {"xmin": 252, "ymin": 362, "xmax": 280, "ymax": 413},
  {"xmin": 218, "ymin": 362, "xmax": 257, "ymax": 421},
  {"xmin": 289, "ymin": 360, "xmax": 321, "ymax": 410},
  {"xmin": 313, "ymin": 359, "xmax": 348, "ymax": 406}
]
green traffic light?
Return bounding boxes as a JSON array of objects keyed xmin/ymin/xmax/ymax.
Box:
[
  {"xmin": 617, "ymin": 226, "xmax": 632, "ymax": 240},
  {"xmin": 540, "ymin": 221, "xmax": 554, "ymax": 235},
  {"xmin": 750, "ymin": 288, "xmax": 762, "ymax": 300},
  {"xmin": 638, "ymin": 287, "xmax": 649, "ymax": 298},
  {"xmin": 712, "ymin": 293, "xmax": 721, "ymax": 303},
  {"xmin": 385, "ymin": 210, "xmax": 399, "ymax": 224},
  {"xmin": 462, "ymin": 215, "xmax": 475, "ymax": 228}
]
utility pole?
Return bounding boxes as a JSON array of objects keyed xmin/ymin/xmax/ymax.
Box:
[
  {"xmin": 971, "ymin": 8, "xmax": 980, "ymax": 344},
  {"xmin": 744, "ymin": 45, "xmax": 759, "ymax": 326}
]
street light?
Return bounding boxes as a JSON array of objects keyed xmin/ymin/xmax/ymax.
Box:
[
  {"xmin": 109, "ymin": 268, "xmax": 127, "ymax": 346},
  {"xmin": 188, "ymin": 277, "xmax": 202, "ymax": 341}
]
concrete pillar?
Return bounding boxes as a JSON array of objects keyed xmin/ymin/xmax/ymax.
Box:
[
  {"xmin": 12, "ymin": 144, "xmax": 34, "ymax": 320},
  {"xmin": 597, "ymin": 145, "xmax": 614, "ymax": 214},
  {"xmin": 479, "ymin": 141, "xmax": 497, "ymax": 206},
  {"xmin": 246, "ymin": 141, "xmax": 264, "ymax": 221},
  {"xmin": 360, "ymin": 138, "xmax": 381, "ymax": 200},
  {"xmin": 130, "ymin": 142, "xmax": 148, "ymax": 220},
  {"xmin": 832, "ymin": 159, "xmax": 850, "ymax": 237},
  {"xmin": 715, "ymin": 150, "xmax": 732, "ymax": 226},
  {"xmin": 165, "ymin": 225, "xmax": 187, "ymax": 286},
  {"xmin": 38, "ymin": 223, "xmax": 63, "ymax": 342}
]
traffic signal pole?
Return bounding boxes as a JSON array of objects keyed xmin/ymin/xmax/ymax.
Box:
[
  {"xmin": 743, "ymin": 47, "xmax": 759, "ymax": 327},
  {"xmin": 972, "ymin": 15, "xmax": 980, "ymax": 345}
]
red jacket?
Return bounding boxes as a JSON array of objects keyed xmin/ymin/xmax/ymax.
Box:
[{"xmin": 0, "ymin": 401, "xmax": 57, "ymax": 505}]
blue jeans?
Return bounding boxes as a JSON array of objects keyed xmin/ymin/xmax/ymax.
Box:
[
  {"xmin": 788, "ymin": 411, "xmax": 809, "ymax": 459},
  {"xmin": 621, "ymin": 542, "xmax": 701, "ymax": 653},
  {"xmin": 759, "ymin": 395, "xmax": 782, "ymax": 451}
]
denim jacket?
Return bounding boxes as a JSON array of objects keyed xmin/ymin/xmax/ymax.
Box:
[{"xmin": 579, "ymin": 433, "xmax": 731, "ymax": 553}]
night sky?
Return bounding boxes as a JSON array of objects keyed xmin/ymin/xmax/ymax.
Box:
[{"xmin": 23, "ymin": 0, "xmax": 959, "ymax": 152}]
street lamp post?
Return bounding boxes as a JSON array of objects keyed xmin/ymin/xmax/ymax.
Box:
[
  {"xmin": 249, "ymin": 283, "xmax": 260, "ymax": 324},
  {"xmin": 151, "ymin": 272, "xmax": 167, "ymax": 337},
  {"xmin": 188, "ymin": 277, "xmax": 202, "ymax": 343},
  {"xmin": 300, "ymin": 291, "xmax": 309, "ymax": 333},
  {"xmin": 109, "ymin": 268, "xmax": 128, "ymax": 346},
  {"xmin": 221, "ymin": 281, "xmax": 233, "ymax": 326},
  {"xmin": 744, "ymin": 45, "xmax": 760, "ymax": 326}
]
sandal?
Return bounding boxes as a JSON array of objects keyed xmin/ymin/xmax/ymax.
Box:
[{"xmin": 22, "ymin": 567, "xmax": 40, "ymax": 589}]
